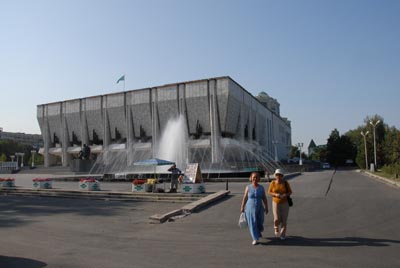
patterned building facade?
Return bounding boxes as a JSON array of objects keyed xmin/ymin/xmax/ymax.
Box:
[{"xmin": 37, "ymin": 76, "xmax": 291, "ymax": 171}]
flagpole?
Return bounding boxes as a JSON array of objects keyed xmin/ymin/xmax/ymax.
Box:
[{"xmin": 124, "ymin": 77, "xmax": 125, "ymax": 91}]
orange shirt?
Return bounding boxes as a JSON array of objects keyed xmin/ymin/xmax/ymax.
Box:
[{"xmin": 268, "ymin": 180, "xmax": 292, "ymax": 204}]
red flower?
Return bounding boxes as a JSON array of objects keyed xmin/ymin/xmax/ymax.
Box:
[{"xmin": 132, "ymin": 179, "xmax": 146, "ymax": 185}]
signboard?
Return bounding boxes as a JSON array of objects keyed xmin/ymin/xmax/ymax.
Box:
[{"xmin": 184, "ymin": 163, "xmax": 202, "ymax": 183}]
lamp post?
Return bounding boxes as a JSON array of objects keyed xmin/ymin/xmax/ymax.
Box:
[
  {"xmin": 273, "ymin": 140, "xmax": 278, "ymax": 162},
  {"xmin": 361, "ymin": 131, "xmax": 369, "ymax": 170},
  {"xmin": 31, "ymin": 150, "xmax": 37, "ymax": 168},
  {"xmin": 15, "ymin": 153, "xmax": 25, "ymax": 169},
  {"xmin": 297, "ymin": 142, "xmax": 303, "ymax": 165},
  {"xmin": 369, "ymin": 120, "xmax": 380, "ymax": 171}
]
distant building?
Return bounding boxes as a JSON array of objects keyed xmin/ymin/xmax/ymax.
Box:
[
  {"xmin": 308, "ymin": 139, "xmax": 317, "ymax": 156},
  {"xmin": 0, "ymin": 128, "xmax": 43, "ymax": 148},
  {"xmin": 37, "ymin": 76, "xmax": 292, "ymax": 170},
  {"xmin": 256, "ymin": 92, "xmax": 280, "ymax": 115}
]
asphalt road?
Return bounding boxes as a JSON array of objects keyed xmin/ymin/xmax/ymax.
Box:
[{"xmin": 0, "ymin": 169, "xmax": 399, "ymax": 268}]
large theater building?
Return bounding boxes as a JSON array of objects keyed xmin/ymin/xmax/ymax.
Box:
[{"xmin": 37, "ymin": 76, "xmax": 291, "ymax": 172}]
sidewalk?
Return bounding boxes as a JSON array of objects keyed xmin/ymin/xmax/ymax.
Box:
[{"xmin": 363, "ymin": 170, "xmax": 400, "ymax": 188}]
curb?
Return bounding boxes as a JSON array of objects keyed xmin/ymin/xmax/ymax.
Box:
[
  {"xmin": 362, "ymin": 170, "xmax": 400, "ymax": 188},
  {"xmin": 206, "ymin": 172, "xmax": 301, "ymax": 182},
  {"xmin": 149, "ymin": 190, "xmax": 230, "ymax": 223},
  {"xmin": 0, "ymin": 188, "xmax": 208, "ymax": 203}
]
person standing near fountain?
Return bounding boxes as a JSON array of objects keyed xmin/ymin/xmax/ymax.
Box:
[
  {"xmin": 240, "ymin": 172, "xmax": 269, "ymax": 245},
  {"xmin": 168, "ymin": 164, "xmax": 181, "ymax": 193},
  {"xmin": 268, "ymin": 169, "xmax": 292, "ymax": 240}
]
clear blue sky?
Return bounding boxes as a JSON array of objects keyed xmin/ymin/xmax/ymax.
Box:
[{"xmin": 1, "ymin": 0, "xmax": 399, "ymax": 146}]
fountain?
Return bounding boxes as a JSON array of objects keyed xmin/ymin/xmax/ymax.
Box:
[
  {"xmin": 88, "ymin": 114, "xmax": 282, "ymax": 178},
  {"xmin": 156, "ymin": 114, "xmax": 188, "ymax": 171}
]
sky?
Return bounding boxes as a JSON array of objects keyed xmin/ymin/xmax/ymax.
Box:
[{"xmin": 0, "ymin": 0, "xmax": 399, "ymax": 146}]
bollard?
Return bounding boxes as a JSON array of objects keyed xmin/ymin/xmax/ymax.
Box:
[{"xmin": 225, "ymin": 179, "xmax": 229, "ymax": 190}]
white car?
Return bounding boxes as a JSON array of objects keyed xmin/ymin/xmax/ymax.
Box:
[{"xmin": 322, "ymin": 163, "xmax": 331, "ymax": 169}]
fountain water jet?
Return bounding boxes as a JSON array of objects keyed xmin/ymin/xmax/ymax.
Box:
[{"xmin": 156, "ymin": 115, "xmax": 188, "ymax": 170}]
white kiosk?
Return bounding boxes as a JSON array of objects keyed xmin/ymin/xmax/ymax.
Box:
[{"xmin": 181, "ymin": 163, "xmax": 205, "ymax": 194}]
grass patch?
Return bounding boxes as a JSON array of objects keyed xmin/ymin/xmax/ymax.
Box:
[{"xmin": 374, "ymin": 171, "xmax": 400, "ymax": 181}]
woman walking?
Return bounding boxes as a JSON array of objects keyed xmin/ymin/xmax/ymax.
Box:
[
  {"xmin": 240, "ymin": 172, "xmax": 269, "ymax": 245},
  {"xmin": 268, "ymin": 169, "xmax": 292, "ymax": 240}
]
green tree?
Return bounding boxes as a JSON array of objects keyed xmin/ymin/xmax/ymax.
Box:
[
  {"xmin": 326, "ymin": 129, "xmax": 356, "ymax": 167},
  {"xmin": 0, "ymin": 140, "xmax": 37, "ymax": 165},
  {"xmin": 289, "ymin": 145, "xmax": 299, "ymax": 159}
]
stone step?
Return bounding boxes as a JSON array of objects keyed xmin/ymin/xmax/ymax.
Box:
[{"xmin": 0, "ymin": 188, "xmax": 205, "ymax": 203}]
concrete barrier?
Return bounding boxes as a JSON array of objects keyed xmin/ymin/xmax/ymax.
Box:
[{"xmin": 149, "ymin": 190, "xmax": 230, "ymax": 223}]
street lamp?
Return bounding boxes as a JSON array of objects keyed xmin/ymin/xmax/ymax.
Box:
[
  {"xmin": 369, "ymin": 120, "xmax": 380, "ymax": 171},
  {"xmin": 272, "ymin": 140, "xmax": 278, "ymax": 162},
  {"xmin": 360, "ymin": 131, "xmax": 369, "ymax": 170},
  {"xmin": 31, "ymin": 150, "xmax": 37, "ymax": 168},
  {"xmin": 297, "ymin": 142, "xmax": 303, "ymax": 165}
]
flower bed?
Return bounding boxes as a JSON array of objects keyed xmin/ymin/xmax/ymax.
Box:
[
  {"xmin": 79, "ymin": 178, "xmax": 100, "ymax": 191},
  {"xmin": 32, "ymin": 178, "xmax": 53, "ymax": 189},
  {"xmin": 132, "ymin": 179, "xmax": 147, "ymax": 185},
  {"xmin": 181, "ymin": 183, "xmax": 206, "ymax": 194},
  {"xmin": 132, "ymin": 179, "xmax": 146, "ymax": 192},
  {"xmin": 0, "ymin": 178, "xmax": 15, "ymax": 188}
]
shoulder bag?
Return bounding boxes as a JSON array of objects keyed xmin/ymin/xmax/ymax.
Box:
[{"xmin": 285, "ymin": 181, "xmax": 293, "ymax": 207}]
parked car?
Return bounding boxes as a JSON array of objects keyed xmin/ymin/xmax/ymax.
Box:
[{"xmin": 322, "ymin": 162, "xmax": 331, "ymax": 169}]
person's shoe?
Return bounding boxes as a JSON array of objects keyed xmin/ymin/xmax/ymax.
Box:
[
  {"xmin": 252, "ymin": 240, "xmax": 258, "ymax": 245},
  {"xmin": 274, "ymin": 228, "xmax": 279, "ymax": 237},
  {"xmin": 280, "ymin": 235, "xmax": 286, "ymax": 240}
]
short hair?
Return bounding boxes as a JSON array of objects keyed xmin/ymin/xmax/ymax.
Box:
[{"xmin": 249, "ymin": 172, "xmax": 260, "ymax": 181}]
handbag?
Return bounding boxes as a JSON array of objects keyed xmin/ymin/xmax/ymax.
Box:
[
  {"xmin": 285, "ymin": 181, "xmax": 293, "ymax": 207},
  {"xmin": 238, "ymin": 212, "xmax": 247, "ymax": 228}
]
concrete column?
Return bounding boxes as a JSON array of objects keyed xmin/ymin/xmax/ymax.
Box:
[
  {"xmin": 178, "ymin": 83, "xmax": 189, "ymax": 165},
  {"xmin": 126, "ymin": 94, "xmax": 135, "ymax": 166},
  {"xmin": 248, "ymin": 100, "xmax": 255, "ymax": 142},
  {"xmin": 43, "ymin": 107, "xmax": 50, "ymax": 167},
  {"xmin": 103, "ymin": 96, "xmax": 110, "ymax": 149},
  {"xmin": 43, "ymin": 106, "xmax": 57, "ymax": 167},
  {"xmin": 81, "ymin": 99, "xmax": 89, "ymax": 146},
  {"xmin": 209, "ymin": 79, "xmax": 221, "ymax": 164},
  {"xmin": 151, "ymin": 88, "xmax": 160, "ymax": 158},
  {"xmin": 61, "ymin": 118, "xmax": 69, "ymax": 167},
  {"xmin": 61, "ymin": 103, "xmax": 71, "ymax": 167},
  {"xmin": 238, "ymin": 98, "xmax": 246, "ymax": 161}
]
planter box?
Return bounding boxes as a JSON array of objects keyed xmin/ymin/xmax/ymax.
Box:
[
  {"xmin": 79, "ymin": 180, "xmax": 100, "ymax": 191},
  {"xmin": 142, "ymin": 183, "xmax": 165, "ymax": 193},
  {"xmin": 0, "ymin": 178, "xmax": 15, "ymax": 188},
  {"xmin": 181, "ymin": 183, "xmax": 206, "ymax": 194},
  {"xmin": 144, "ymin": 183, "xmax": 153, "ymax": 192},
  {"xmin": 132, "ymin": 184, "xmax": 145, "ymax": 192},
  {"xmin": 33, "ymin": 179, "xmax": 52, "ymax": 189}
]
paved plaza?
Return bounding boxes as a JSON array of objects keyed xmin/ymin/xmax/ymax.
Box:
[{"xmin": 1, "ymin": 170, "xmax": 399, "ymax": 268}]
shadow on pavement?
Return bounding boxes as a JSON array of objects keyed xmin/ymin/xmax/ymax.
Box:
[
  {"xmin": 260, "ymin": 236, "xmax": 400, "ymax": 247},
  {"xmin": 0, "ymin": 195, "xmax": 135, "ymax": 228},
  {"xmin": 0, "ymin": 255, "xmax": 47, "ymax": 268}
]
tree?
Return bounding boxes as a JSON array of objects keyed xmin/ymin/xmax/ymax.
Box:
[
  {"xmin": 326, "ymin": 129, "xmax": 356, "ymax": 167},
  {"xmin": 325, "ymin": 114, "xmax": 399, "ymax": 172},
  {"xmin": 0, "ymin": 140, "xmax": 37, "ymax": 165},
  {"xmin": 289, "ymin": 145, "xmax": 299, "ymax": 159}
]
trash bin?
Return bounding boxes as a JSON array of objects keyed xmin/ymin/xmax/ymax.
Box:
[
  {"xmin": 144, "ymin": 183, "xmax": 153, "ymax": 192},
  {"xmin": 370, "ymin": 163, "xmax": 375, "ymax": 172}
]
